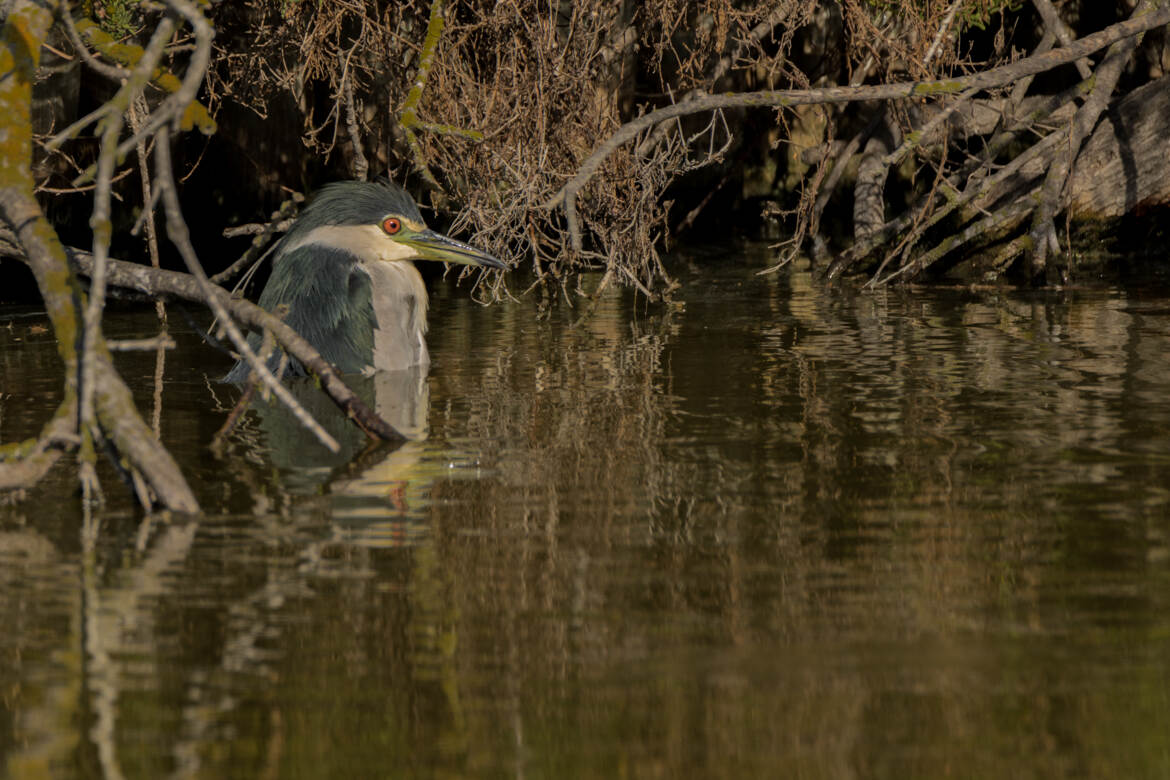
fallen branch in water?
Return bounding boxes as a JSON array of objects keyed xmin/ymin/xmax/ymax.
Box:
[{"xmin": 62, "ymin": 250, "xmax": 406, "ymax": 444}]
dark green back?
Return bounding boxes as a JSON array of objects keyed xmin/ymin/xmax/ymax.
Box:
[{"xmin": 225, "ymin": 245, "xmax": 374, "ymax": 380}]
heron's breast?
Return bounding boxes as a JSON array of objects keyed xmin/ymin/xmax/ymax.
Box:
[{"xmin": 360, "ymin": 261, "xmax": 430, "ymax": 372}]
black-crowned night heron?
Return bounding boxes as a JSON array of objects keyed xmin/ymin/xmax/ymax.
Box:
[{"xmin": 226, "ymin": 181, "xmax": 503, "ymax": 382}]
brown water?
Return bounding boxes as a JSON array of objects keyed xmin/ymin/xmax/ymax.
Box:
[{"xmin": 3, "ymin": 248, "xmax": 1170, "ymax": 778}]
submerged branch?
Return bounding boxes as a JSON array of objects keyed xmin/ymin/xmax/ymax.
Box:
[{"xmin": 62, "ymin": 251, "xmax": 407, "ymax": 444}]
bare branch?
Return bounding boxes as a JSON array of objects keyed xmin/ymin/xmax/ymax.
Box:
[
  {"xmin": 1028, "ymin": 0, "xmax": 1157, "ymax": 279},
  {"xmin": 1031, "ymin": 0, "xmax": 1094, "ymax": 80},
  {"xmin": 343, "ymin": 68, "xmax": 369, "ymax": 181},
  {"xmin": 56, "ymin": 250, "xmax": 407, "ymax": 444},
  {"xmin": 80, "ymin": 15, "xmax": 178, "ymax": 504},
  {"xmin": 922, "ymin": 0, "xmax": 963, "ymax": 66}
]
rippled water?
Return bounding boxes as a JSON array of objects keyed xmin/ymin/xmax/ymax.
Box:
[{"xmin": 3, "ymin": 247, "xmax": 1170, "ymax": 777}]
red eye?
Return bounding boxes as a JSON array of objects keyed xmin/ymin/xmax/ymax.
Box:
[{"xmin": 382, "ymin": 217, "xmax": 402, "ymax": 235}]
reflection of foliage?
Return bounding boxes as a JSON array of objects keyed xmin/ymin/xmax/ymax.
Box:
[
  {"xmin": 6, "ymin": 256, "xmax": 1170, "ymax": 775},
  {"xmin": 414, "ymin": 263, "xmax": 1170, "ymax": 776}
]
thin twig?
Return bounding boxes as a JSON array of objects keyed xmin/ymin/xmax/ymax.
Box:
[
  {"xmin": 221, "ymin": 218, "xmax": 296, "ymax": 239},
  {"xmin": 212, "ymin": 196, "xmax": 302, "ymax": 286},
  {"xmin": 79, "ymin": 16, "xmax": 177, "ymax": 505},
  {"xmin": 130, "ymin": 95, "xmax": 166, "ymax": 323},
  {"xmin": 923, "ymin": 0, "xmax": 963, "ymax": 66},
  {"xmin": 153, "ymin": 125, "xmax": 341, "ymax": 454}
]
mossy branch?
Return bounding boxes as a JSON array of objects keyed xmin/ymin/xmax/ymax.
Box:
[
  {"xmin": 1, "ymin": 0, "xmax": 198, "ymax": 511},
  {"xmin": 73, "ymin": 16, "xmax": 216, "ymax": 135},
  {"xmin": 398, "ymin": 0, "xmax": 483, "ymax": 193}
]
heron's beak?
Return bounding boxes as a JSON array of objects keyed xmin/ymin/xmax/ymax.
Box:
[{"xmin": 400, "ymin": 229, "xmax": 505, "ymax": 269}]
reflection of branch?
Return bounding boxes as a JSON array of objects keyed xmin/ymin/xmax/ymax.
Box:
[
  {"xmin": 81, "ymin": 519, "xmax": 200, "ymax": 780},
  {"xmin": 547, "ymin": 7, "xmax": 1170, "ymax": 252},
  {"xmin": 170, "ymin": 541, "xmax": 319, "ymax": 775},
  {"xmin": 211, "ymin": 329, "xmax": 277, "ymax": 450}
]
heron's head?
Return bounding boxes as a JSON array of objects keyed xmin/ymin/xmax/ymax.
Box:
[{"xmin": 278, "ymin": 181, "xmax": 504, "ymax": 269}]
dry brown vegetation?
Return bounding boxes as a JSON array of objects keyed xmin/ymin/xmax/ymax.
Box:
[
  {"xmin": 15, "ymin": 0, "xmax": 1170, "ymax": 300},
  {"xmin": 204, "ymin": 0, "xmax": 819, "ymax": 296},
  {"xmin": 194, "ymin": 0, "xmax": 1170, "ymax": 293}
]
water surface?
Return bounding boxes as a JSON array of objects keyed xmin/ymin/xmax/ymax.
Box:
[{"xmin": 3, "ymin": 248, "xmax": 1170, "ymax": 777}]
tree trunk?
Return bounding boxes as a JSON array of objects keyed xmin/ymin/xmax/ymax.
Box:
[{"xmin": 1067, "ymin": 73, "xmax": 1170, "ymax": 219}]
